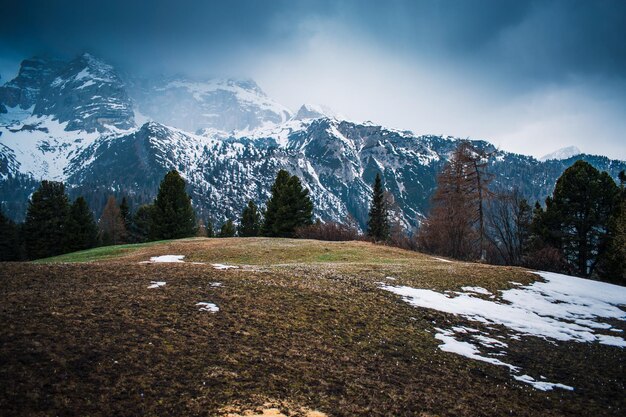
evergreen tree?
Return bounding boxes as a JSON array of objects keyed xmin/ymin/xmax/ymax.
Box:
[
  {"xmin": 239, "ymin": 200, "xmax": 262, "ymax": 237},
  {"xmin": 219, "ymin": 219, "xmax": 236, "ymax": 237},
  {"xmin": 596, "ymin": 170, "xmax": 626, "ymax": 284},
  {"xmin": 0, "ymin": 206, "xmax": 21, "ymax": 261},
  {"xmin": 263, "ymin": 170, "xmax": 313, "ymax": 237},
  {"xmin": 129, "ymin": 204, "xmax": 153, "ymax": 243},
  {"xmin": 23, "ymin": 181, "xmax": 70, "ymax": 259},
  {"xmin": 151, "ymin": 170, "xmax": 196, "ymax": 239},
  {"xmin": 541, "ymin": 161, "xmax": 620, "ymax": 278},
  {"xmin": 119, "ymin": 196, "xmax": 132, "ymax": 235},
  {"xmin": 367, "ymin": 173, "xmax": 390, "ymax": 242},
  {"xmin": 66, "ymin": 197, "xmax": 98, "ymax": 252},
  {"xmin": 262, "ymin": 170, "xmax": 291, "ymax": 236},
  {"xmin": 206, "ymin": 219, "xmax": 215, "ymax": 237},
  {"xmin": 98, "ymin": 196, "xmax": 127, "ymax": 246}
]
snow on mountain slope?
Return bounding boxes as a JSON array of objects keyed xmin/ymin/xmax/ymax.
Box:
[
  {"xmin": 34, "ymin": 53, "xmax": 135, "ymax": 132},
  {"xmin": 539, "ymin": 146, "xmax": 581, "ymax": 161},
  {"xmin": 0, "ymin": 114, "xmax": 123, "ymax": 180},
  {"xmin": 2, "ymin": 53, "xmax": 626, "ymax": 228},
  {"xmin": 128, "ymin": 77, "xmax": 292, "ymax": 133}
]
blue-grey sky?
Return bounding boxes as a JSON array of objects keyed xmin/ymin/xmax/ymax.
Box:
[{"xmin": 2, "ymin": 0, "xmax": 625, "ymax": 159}]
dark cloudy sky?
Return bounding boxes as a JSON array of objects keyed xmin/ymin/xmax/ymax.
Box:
[{"xmin": 2, "ymin": 0, "xmax": 625, "ymax": 159}]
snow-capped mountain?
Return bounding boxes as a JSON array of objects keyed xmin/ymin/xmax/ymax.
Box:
[
  {"xmin": 539, "ymin": 146, "xmax": 581, "ymax": 162},
  {"xmin": 1, "ymin": 54, "xmax": 625, "ymax": 229},
  {"xmin": 127, "ymin": 76, "xmax": 292, "ymax": 133}
]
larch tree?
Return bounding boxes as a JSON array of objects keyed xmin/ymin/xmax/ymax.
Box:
[{"xmin": 98, "ymin": 196, "xmax": 127, "ymax": 246}]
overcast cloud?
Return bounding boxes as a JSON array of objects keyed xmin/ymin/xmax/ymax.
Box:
[{"xmin": 1, "ymin": 0, "xmax": 624, "ymax": 159}]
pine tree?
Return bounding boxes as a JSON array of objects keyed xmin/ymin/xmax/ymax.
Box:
[
  {"xmin": 542, "ymin": 161, "xmax": 620, "ymax": 278},
  {"xmin": 596, "ymin": 170, "xmax": 626, "ymax": 284},
  {"xmin": 0, "ymin": 206, "xmax": 21, "ymax": 261},
  {"xmin": 239, "ymin": 200, "xmax": 262, "ymax": 237},
  {"xmin": 23, "ymin": 180, "xmax": 71, "ymax": 260},
  {"xmin": 263, "ymin": 170, "xmax": 313, "ymax": 237},
  {"xmin": 66, "ymin": 197, "xmax": 98, "ymax": 252},
  {"xmin": 98, "ymin": 196, "xmax": 127, "ymax": 246},
  {"xmin": 367, "ymin": 173, "xmax": 390, "ymax": 242},
  {"xmin": 151, "ymin": 170, "xmax": 196, "ymax": 239},
  {"xmin": 219, "ymin": 219, "xmax": 236, "ymax": 237}
]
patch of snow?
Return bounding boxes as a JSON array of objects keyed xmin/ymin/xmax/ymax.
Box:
[
  {"xmin": 539, "ymin": 146, "xmax": 581, "ymax": 162},
  {"xmin": 513, "ymin": 374, "xmax": 574, "ymax": 391},
  {"xmin": 461, "ymin": 286, "xmax": 492, "ymax": 295},
  {"xmin": 196, "ymin": 302, "xmax": 219, "ymax": 313},
  {"xmin": 211, "ymin": 263, "xmax": 238, "ymax": 270},
  {"xmin": 381, "ymin": 271, "xmax": 626, "ymax": 391},
  {"xmin": 149, "ymin": 255, "xmax": 185, "ymax": 263},
  {"xmin": 147, "ymin": 281, "xmax": 166, "ymax": 289},
  {"xmin": 432, "ymin": 257, "xmax": 453, "ymax": 263},
  {"xmin": 210, "ymin": 282, "xmax": 223, "ymax": 287},
  {"xmin": 385, "ymin": 276, "xmax": 397, "ymax": 281},
  {"xmin": 435, "ymin": 328, "xmax": 518, "ymax": 371}
]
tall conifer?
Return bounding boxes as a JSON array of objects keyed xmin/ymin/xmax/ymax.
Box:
[
  {"xmin": 367, "ymin": 173, "xmax": 390, "ymax": 242},
  {"xmin": 151, "ymin": 170, "xmax": 196, "ymax": 239}
]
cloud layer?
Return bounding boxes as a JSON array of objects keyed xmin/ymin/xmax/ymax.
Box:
[{"xmin": 1, "ymin": 0, "xmax": 625, "ymax": 159}]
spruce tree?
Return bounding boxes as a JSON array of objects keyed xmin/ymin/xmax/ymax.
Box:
[
  {"xmin": 367, "ymin": 173, "xmax": 390, "ymax": 242},
  {"xmin": 66, "ymin": 197, "xmax": 98, "ymax": 252},
  {"xmin": 239, "ymin": 200, "xmax": 262, "ymax": 237},
  {"xmin": 219, "ymin": 219, "xmax": 236, "ymax": 237},
  {"xmin": 262, "ymin": 170, "xmax": 291, "ymax": 236},
  {"xmin": 98, "ymin": 196, "xmax": 127, "ymax": 246},
  {"xmin": 130, "ymin": 204, "xmax": 153, "ymax": 243},
  {"xmin": 23, "ymin": 181, "xmax": 70, "ymax": 259},
  {"xmin": 151, "ymin": 170, "xmax": 196, "ymax": 239},
  {"xmin": 0, "ymin": 207, "xmax": 21, "ymax": 261},
  {"xmin": 263, "ymin": 170, "xmax": 313, "ymax": 237}
]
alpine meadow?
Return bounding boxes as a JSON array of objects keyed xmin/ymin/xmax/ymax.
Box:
[{"xmin": 1, "ymin": 1, "xmax": 625, "ymax": 416}]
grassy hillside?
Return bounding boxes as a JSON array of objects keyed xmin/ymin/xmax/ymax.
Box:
[{"xmin": 1, "ymin": 238, "xmax": 624, "ymax": 416}]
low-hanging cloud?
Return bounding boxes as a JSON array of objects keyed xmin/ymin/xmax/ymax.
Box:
[{"xmin": 1, "ymin": 0, "xmax": 624, "ymax": 159}]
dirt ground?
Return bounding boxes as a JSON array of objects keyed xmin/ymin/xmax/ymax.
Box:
[{"xmin": 0, "ymin": 238, "xmax": 624, "ymax": 416}]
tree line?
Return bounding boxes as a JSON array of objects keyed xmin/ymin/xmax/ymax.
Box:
[
  {"xmin": 415, "ymin": 141, "xmax": 626, "ymax": 286},
  {"xmin": 2, "ymin": 148, "xmax": 622, "ymax": 287},
  {"xmin": 0, "ymin": 169, "xmax": 317, "ymax": 260}
]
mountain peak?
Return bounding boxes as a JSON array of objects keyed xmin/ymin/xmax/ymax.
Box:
[
  {"xmin": 294, "ymin": 103, "xmax": 338, "ymax": 120},
  {"xmin": 539, "ymin": 146, "xmax": 581, "ymax": 161}
]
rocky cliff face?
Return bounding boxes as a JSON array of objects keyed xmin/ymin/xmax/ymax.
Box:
[{"xmin": 1, "ymin": 53, "xmax": 625, "ymax": 228}]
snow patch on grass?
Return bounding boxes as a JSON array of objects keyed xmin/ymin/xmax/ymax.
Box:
[
  {"xmin": 381, "ymin": 271, "xmax": 626, "ymax": 391},
  {"xmin": 147, "ymin": 281, "xmax": 166, "ymax": 289},
  {"xmin": 196, "ymin": 302, "xmax": 219, "ymax": 313},
  {"xmin": 212, "ymin": 263, "xmax": 238, "ymax": 270},
  {"xmin": 140, "ymin": 255, "xmax": 185, "ymax": 263},
  {"xmin": 461, "ymin": 286, "xmax": 492, "ymax": 295}
]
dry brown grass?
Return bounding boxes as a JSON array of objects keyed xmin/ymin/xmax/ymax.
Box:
[{"xmin": 0, "ymin": 238, "xmax": 624, "ymax": 416}]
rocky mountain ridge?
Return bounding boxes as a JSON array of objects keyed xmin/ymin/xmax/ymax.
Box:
[{"xmin": 1, "ymin": 53, "xmax": 625, "ymax": 229}]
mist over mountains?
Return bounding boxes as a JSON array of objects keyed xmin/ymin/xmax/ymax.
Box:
[{"xmin": 1, "ymin": 53, "xmax": 625, "ymax": 229}]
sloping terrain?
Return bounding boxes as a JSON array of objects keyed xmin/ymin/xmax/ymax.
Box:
[{"xmin": 1, "ymin": 238, "xmax": 624, "ymax": 416}]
